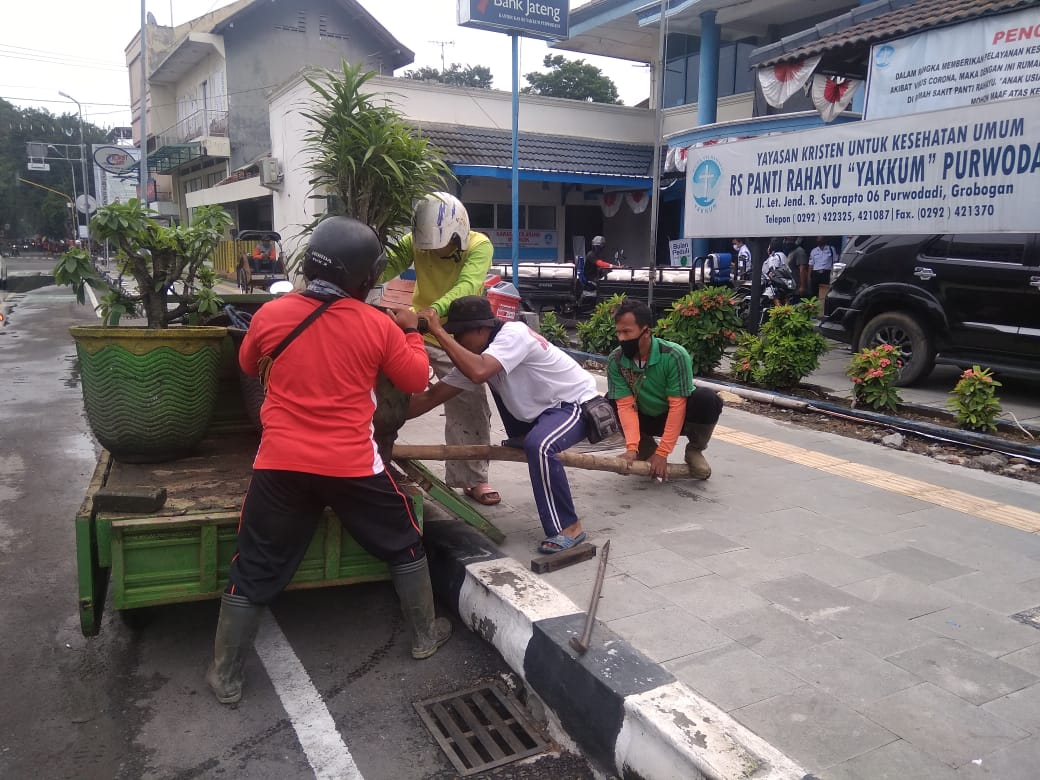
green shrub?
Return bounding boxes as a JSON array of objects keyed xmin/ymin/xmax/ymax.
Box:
[
  {"xmin": 948, "ymin": 365, "xmax": 1002, "ymax": 432},
  {"xmin": 538, "ymin": 310, "xmax": 569, "ymax": 348},
  {"xmin": 655, "ymin": 286, "xmax": 742, "ymax": 376},
  {"xmin": 730, "ymin": 301, "xmax": 827, "ymax": 389},
  {"xmin": 577, "ymin": 293, "xmax": 625, "ymax": 355},
  {"xmin": 847, "ymin": 344, "xmax": 903, "ymax": 412}
]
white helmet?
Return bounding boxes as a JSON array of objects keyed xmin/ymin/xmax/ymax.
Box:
[
  {"xmin": 591, "ymin": 235, "xmax": 606, "ymax": 247},
  {"xmin": 413, "ymin": 192, "xmax": 471, "ymax": 251}
]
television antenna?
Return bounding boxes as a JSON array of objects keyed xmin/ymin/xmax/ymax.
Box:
[{"xmin": 429, "ymin": 40, "xmax": 454, "ymax": 73}]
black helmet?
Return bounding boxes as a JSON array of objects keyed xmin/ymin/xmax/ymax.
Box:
[{"xmin": 303, "ymin": 216, "xmax": 387, "ymax": 297}]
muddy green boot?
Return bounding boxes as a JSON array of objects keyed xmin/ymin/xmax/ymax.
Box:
[
  {"xmin": 684, "ymin": 423, "xmax": 717, "ymax": 480},
  {"xmin": 391, "ymin": 558, "xmax": 453, "ymax": 660},
  {"xmin": 636, "ymin": 435, "xmax": 657, "ymax": 461},
  {"xmin": 206, "ymin": 592, "xmax": 262, "ymax": 705}
]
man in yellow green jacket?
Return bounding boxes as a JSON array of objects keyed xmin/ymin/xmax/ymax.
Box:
[{"xmin": 380, "ymin": 192, "xmax": 500, "ymax": 505}]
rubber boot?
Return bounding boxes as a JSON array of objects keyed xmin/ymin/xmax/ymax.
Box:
[
  {"xmin": 206, "ymin": 592, "xmax": 262, "ymax": 705},
  {"xmin": 390, "ymin": 557, "xmax": 453, "ymax": 660},
  {"xmin": 636, "ymin": 436, "xmax": 657, "ymax": 461},
  {"xmin": 684, "ymin": 423, "xmax": 716, "ymax": 480}
]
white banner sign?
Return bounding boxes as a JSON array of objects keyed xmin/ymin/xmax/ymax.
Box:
[
  {"xmin": 865, "ymin": 6, "xmax": 1040, "ymax": 120},
  {"xmin": 669, "ymin": 238, "xmax": 692, "ymax": 267},
  {"xmin": 487, "ymin": 229, "xmax": 557, "ymax": 248},
  {"xmin": 683, "ymin": 97, "xmax": 1040, "ymax": 238}
]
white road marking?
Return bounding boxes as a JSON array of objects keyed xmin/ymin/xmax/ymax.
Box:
[{"xmin": 254, "ymin": 611, "xmax": 364, "ymax": 780}]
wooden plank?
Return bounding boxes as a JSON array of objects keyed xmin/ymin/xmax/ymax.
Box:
[
  {"xmin": 394, "ymin": 459, "xmax": 506, "ymax": 543},
  {"xmin": 94, "ymin": 487, "xmax": 167, "ymax": 514},
  {"xmin": 530, "ymin": 542, "xmax": 597, "ymax": 574}
]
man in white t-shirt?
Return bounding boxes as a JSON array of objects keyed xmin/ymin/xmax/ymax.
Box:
[{"xmin": 408, "ymin": 296, "xmax": 600, "ymax": 554}]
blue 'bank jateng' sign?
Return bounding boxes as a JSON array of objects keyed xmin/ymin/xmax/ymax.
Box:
[{"xmin": 458, "ymin": 0, "xmax": 569, "ymax": 41}]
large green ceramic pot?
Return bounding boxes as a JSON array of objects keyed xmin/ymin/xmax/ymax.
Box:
[{"xmin": 69, "ymin": 326, "xmax": 228, "ymax": 463}]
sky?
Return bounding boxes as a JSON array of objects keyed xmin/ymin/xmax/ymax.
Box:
[{"xmin": 1, "ymin": 0, "xmax": 650, "ymax": 130}]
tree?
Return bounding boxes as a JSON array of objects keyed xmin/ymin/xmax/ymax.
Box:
[
  {"xmin": 0, "ymin": 98, "xmax": 108, "ymax": 240},
  {"xmin": 404, "ymin": 63, "xmax": 493, "ymax": 89},
  {"xmin": 522, "ymin": 55, "xmax": 622, "ymax": 104}
]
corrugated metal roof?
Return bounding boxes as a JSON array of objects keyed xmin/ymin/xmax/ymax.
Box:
[
  {"xmin": 414, "ymin": 123, "xmax": 655, "ymax": 179},
  {"xmin": 752, "ymin": 0, "xmax": 1036, "ymax": 68}
]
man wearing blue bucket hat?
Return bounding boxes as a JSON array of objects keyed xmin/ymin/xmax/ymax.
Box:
[{"xmin": 380, "ymin": 193, "xmax": 501, "ymax": 507}]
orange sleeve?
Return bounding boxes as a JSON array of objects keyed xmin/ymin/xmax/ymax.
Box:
[
  {"xmin": 615, "ymin": 395, "xmax": 642, "ymax": 451},
  {"xmin": 656, "ymin": 396, "xmax": 688, "ymax": 457}
]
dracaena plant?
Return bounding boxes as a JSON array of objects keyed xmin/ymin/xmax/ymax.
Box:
[
  {"xmin": 54, "ymin": 200, "xmax": 232, "ymax": 328},
  {"xmin": 302, "ymin": 62, "xmax": 454, "ymax": 250}
]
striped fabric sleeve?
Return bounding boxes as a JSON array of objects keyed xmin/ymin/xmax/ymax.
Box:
[{"xmin": 655, "ymin": 396, "xmax": 688, "ymax": 457}]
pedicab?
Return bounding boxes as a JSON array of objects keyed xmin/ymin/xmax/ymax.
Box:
[{"xmin": 235, "ymin": 230, "xmax": 289, "ymax": 293}]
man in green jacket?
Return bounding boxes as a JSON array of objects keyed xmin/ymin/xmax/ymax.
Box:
[
  {"xmin": 379, "ymin": 192, "xmax": 500, "ymax": 505},
  {"xmin": 607, "ymin": 299, "xmax": 723, "ymax": 481}
]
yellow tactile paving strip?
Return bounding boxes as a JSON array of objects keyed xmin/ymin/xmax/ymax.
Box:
[{"xmin": 713, "ymin": 425, "xmax": 1040, "ymax": 534}]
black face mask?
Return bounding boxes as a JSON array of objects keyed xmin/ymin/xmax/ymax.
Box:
[{"xmin": 619, "ymin": 329, "xmax": 647, "ymax": 359}]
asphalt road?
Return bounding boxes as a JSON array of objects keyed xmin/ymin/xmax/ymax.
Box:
[{"xmin": 0, "ymin": 260, "xmax": 593, "ymax": 780}]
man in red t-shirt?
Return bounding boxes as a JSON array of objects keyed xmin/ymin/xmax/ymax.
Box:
[{"xmin": 207, "ymin": 217, "xmax": 451, "ymax": 706}]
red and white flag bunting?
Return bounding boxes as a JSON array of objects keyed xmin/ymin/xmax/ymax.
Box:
[
  {"xmin": 757, "ymin": 55, "xmax": 821, "ymax": 108},
  {"xmin": 811, "ymin": 74, "xmax": 861, "ymax": 122}
]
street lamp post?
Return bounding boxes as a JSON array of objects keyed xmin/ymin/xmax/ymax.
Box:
[{"xmin": 59, "ymin": 91, "xmax": 90, "ymax": 244}]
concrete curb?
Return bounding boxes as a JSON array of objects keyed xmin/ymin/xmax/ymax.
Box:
[{"xmin": 423, "ymin": 512, "xmax": 814, "ymax": 780}]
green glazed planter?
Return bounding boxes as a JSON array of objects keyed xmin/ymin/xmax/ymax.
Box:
[{"xmin": 69, "ymin": 326, "xmax": 228, "ymax": 463}]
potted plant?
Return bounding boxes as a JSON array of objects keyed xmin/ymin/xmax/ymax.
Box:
[
  {"xmin": 301, "ymin": 62, "xmax": 454, "ymax": 458},
  {"xmin": 55, "ymin": 200, "xmax": 233, "ymax": 462}
]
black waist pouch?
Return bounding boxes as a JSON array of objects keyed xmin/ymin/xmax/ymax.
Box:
[{"xmin": 580, "ymin": 395, "xmax": 621, "ymax": 444}]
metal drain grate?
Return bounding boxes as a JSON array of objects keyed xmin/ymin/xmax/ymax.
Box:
[
  {"xmin": 414, "ymin": 682, "xmax": 548, "ymax": 776},
  {"xmin": 1011, "ymin": 606, "xmax": 1040, "ymax": 630}
]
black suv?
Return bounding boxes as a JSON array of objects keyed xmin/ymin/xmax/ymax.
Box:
[{"xmin": 818, "ymin": 233, "xmax": 1040, "ymax": 385}]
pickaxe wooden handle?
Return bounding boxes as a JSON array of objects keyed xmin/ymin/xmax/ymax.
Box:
[{"xmin": 392, "ymin": 444, "xmax": 696, "ymax": 479}]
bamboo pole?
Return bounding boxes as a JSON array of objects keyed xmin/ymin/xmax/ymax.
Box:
[{"xmin": 392, "ymin": 444, "xmax": 696, "ymax": 479}]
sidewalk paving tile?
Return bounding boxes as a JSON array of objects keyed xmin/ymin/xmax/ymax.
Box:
[
  {"xmin": 842, "ymin": 573, "xmax": 959, "ymax": 620},
  {"xmin": 730, "ymin": 527, "xmax": 828, "ymax": 560},
  {"xmin": 783, "ymin": 547, "xmax": 891, "ymax": 587},
  {"xmin": 733, "ymin": 688, "xmax": 897, "ymax": 771},
  {"xmin": 610, "ymin": 547, "xmax": 713, "ymax": 588},
  {"xmin": 803, "ymin": 524, "xmax": 908, "ymax": 558},
  {"xmin": 829, "ymin": 504, "xmax": 933, "ymax": 535},
  {"xmin": 694, "ymin": 548, "xmax": 785, "ymax": 579},
  {"xmin": 584, "ymin": 530, "xmax": 663, "ymax": 560},
  {"xmin": 890, "ymin": 529, "xmax": 1040, "ymax": 584},
  {"xmin": 911, "ymin": 603, "xmax": 1040, "ymax": 657},
  {"xmin": 952, "ymin": 733, "xmax": 1040, "ymax": 780},
  {"xmin": 886, "ymin": 638, "xmax": 1039, "ymax": 705},
  {"xmin": 653, "ymin": 527, "xmax": 746, "ymax": 559},
  {"xmin": 595, "ymin": 573, "xmax": 670, "ymax": 622},
  {"xmin": 656, "ymin": 574, "xmax": 771, "ymax": 621},
  {"xmin": 865, "ymin": 547, "xmax": 977, "ymax": 584},
  {"xmin": 709, "ymin": 604, "xmax": 838, "ymax": 659},
  {"xmin": 606, "ymin": 606, "xmax": 730, "ymax": 663},
  {"xmin": 999, "ymin": 643, "xmax": 1040, "ymax": 676},
  {"xmin": 825, "ymin": 738, "xmax": 960, "ymax": 780},
  {"xmin": 862, "ymin": 683, "xmax": 1028, "ymax": 769},
  {"xmin": 751, "ymin": 573, "xmax": 867, "ymax": 621},
  {"xmin": 934, "ymin": 572, "xmax": 1040, "ymax": 616},
  {"xmin": 664, "ymin": 642, "xmax": 806, "ymax": 712},
  {"xmin": 775, "ymin": 640, "xmax": 921, "ymax": 710},
  {"xmin": 981, "ymin": 682, "xmax": 1040, "ymax": 732},
  {"xmin": 805, "ymin": 604, "xmax": 941, "ymax": 658}
]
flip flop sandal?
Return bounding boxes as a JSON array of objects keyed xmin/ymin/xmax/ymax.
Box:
[
  {"xmin": 463, "ymin": 484, "xmax": 501, "ymax": 506},
  {"xmin": 538, "ymin": 531, "xmax": 587, "ymax": 554}
]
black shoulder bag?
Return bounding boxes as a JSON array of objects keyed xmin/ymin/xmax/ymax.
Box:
[{"xmin": 256, "ymin": 297, "xmax": 335, "ymax": 390}]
